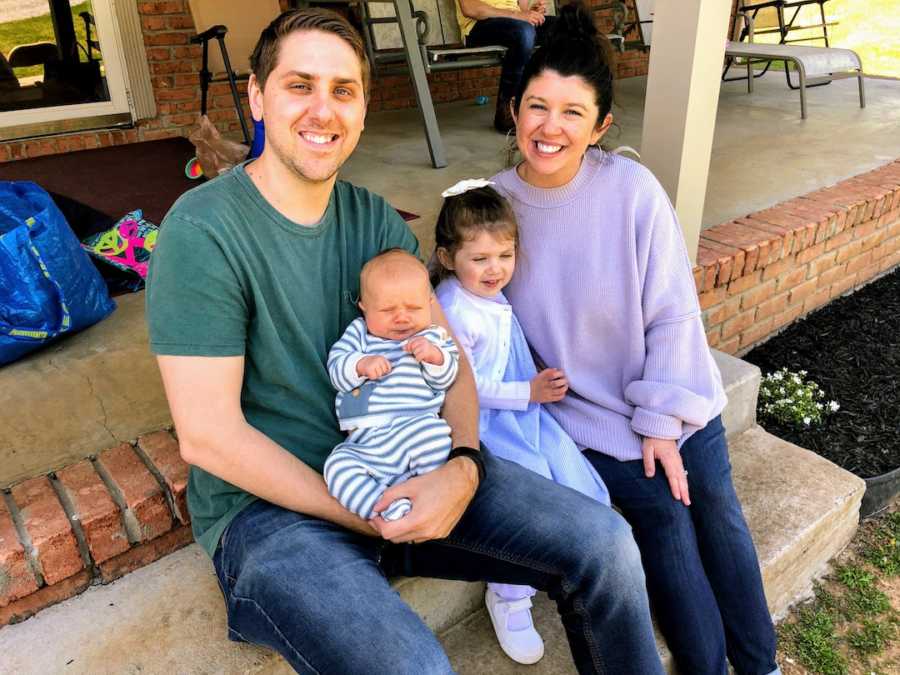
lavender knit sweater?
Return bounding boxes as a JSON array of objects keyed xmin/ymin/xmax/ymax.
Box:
[{"xmin": 493, "ymin": 149, "xmax": 727, "ymax": 461}]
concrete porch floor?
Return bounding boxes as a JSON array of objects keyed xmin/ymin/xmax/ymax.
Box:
[{"xmin": 342, "ymin": 71, "xmax": 900, "ymax": 251}]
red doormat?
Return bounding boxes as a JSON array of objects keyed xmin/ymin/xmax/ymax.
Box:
[
  {"xmin": 0, "ymin": 137, "xmax": 420, "ymax": 224},
  {"xmin": 0, "ymin": 137, "xmax": 196, "ymax": 225}
]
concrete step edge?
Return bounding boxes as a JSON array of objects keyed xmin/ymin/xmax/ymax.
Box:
[{"xmin": 714, "ymin": 348, "xmax": 761, "ymax": 437}]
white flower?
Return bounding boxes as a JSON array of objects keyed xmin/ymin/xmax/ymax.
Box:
[
  {"xmin": 773, "ymin": 372, "xmax": 783, "ymax": 381},
  {"xmin": 441, "ymin": 178, "xmax": 494, "ymax": 198},
  {"xmin": 829, "ymin": 401, "xmax": 840, "ymax": 412},
  {"xmin": 800, "ymin": 370, "xmax": 808, "ymax": 376},
  {"xmin": 817, "ymin": 403, "xmax": 823, "ymax": 409},
  {"xmin": 803, "ymin": 417, "xmax": 811, "ymax": 425},
  {"xmin": 779, "ymin": 387, "xmax": 786, "ymax": 395}
]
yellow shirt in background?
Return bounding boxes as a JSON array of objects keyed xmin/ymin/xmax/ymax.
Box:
[{"xmin": 456, "ymin": 0, "xmax": 521, "ymax": 39}]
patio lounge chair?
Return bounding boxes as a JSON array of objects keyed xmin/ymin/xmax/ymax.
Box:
[
  {"xmin": 723, "ymin": 43, "xmax": 865, "ymax": 120},
  {"xmin": 723, "ymin": 13, "xmax": 865, "ymax": 119}
]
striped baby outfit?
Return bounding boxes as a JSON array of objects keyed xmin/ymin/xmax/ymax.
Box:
[{"xmin": 325, "ymin": 318, "xmax": 459, "ymax": 520}]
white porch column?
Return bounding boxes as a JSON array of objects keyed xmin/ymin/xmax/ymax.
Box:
[{"xmin": 639, "ymin": 0, "xmax": 732, "ymax": 263}]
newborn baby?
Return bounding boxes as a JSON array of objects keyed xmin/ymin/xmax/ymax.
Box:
[{"xmin": 324, "ymin": 249, "xmax": 459, "ymax": 520}]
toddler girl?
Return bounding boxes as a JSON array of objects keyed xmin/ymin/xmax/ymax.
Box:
[{"xmin": 432, "ymin": 180, "xmax": 610, "ymax": 665}]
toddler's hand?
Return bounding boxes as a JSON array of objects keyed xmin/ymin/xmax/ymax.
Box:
[
  {"xmin": 530, "ymin": 368, "xmax": 568, "ymax": 403},
  {"xmin": 404, "ymin": 337, "xmax": 444, "ymax": 365},
  {"xmin": 357, "ymin": 355, "xmax": 392, "ymax": 380}
]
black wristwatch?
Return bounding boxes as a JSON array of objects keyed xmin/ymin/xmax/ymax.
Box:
[{"xmin": 447, "ymin": 446, "xmax": 486, "ymax": 486}]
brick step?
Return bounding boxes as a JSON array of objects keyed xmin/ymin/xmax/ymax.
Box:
[{"xmin": 0, "ymin": 423, "xmax": 864, "ymax": 673}]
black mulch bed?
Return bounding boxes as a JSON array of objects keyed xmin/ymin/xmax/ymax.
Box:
[{"xmin": 742, "ymin": 265, "xmax": 900, "ymax": 478}]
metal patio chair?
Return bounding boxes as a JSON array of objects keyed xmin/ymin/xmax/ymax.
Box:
[
  {"xmin": 723, "ymin": 0, "xmax": 837, "ymax": 88},
  {"xmin": 723, "ymin": 12, "xmax": 864, "ymax": 119}
]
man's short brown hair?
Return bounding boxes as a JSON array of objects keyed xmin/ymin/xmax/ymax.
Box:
[{"xmin": 249, "ymin": 8, "xmax": 371, "ymax": 99}]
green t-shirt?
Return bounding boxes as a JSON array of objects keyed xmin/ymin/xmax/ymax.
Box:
[{"xmin": 145, "ymin": 163, "xmax": 419, "ymax": 557}]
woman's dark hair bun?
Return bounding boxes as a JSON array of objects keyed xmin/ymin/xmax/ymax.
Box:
[
  {"xmin": 549, "ymin": 1, "xmax": 600, "ymax": 46},
  {"xmin": 512, "ymin": 0, "xmax": 615, "ymax": 123}
]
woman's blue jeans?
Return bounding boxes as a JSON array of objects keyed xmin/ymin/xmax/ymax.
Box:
[
  {"xmin": 212, "ymin": 448, "xmax": 663, "ymax": 674},
  {"xmin": 465, "ymin": 17, "xmax": 555, "ymax": 100},
  {"xmin": 587, "ymin": 416, "xmax": 778, "ymax": 675}
]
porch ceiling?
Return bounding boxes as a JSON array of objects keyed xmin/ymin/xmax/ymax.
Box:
[{"xmin": 341, "ymin": 72, "xmax": 900, "ymax": 252}]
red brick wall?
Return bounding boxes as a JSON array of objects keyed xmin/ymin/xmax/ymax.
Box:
[
  {"xmin": 0, "ymin": 431, "xmax": 192, "ymax": 625},
  {"xmin": 0, "ymin": 0, "xmax": 650, "ymax": 163},
  {"xmin": 694, "ymin": 161, "xmax": 900, "ymax": 355}
]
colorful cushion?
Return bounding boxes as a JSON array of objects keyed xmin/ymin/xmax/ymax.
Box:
[{"xmin": 81, "ymin": 210, "xmax": 158, "ymax": 279}]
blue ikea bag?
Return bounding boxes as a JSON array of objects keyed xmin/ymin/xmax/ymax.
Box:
[{"xmin": 0, "ymin": 181, "xmax": 115, "ymax": 365}]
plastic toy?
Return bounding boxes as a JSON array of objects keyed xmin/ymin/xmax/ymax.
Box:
[{"xmin": 184, "ymin": 156, "xmax": 203, "ymax": 179}]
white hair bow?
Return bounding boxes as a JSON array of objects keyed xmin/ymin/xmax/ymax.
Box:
[{"xmin": 441, "ymin": 178, "xmax": 495, "ymax": 198}]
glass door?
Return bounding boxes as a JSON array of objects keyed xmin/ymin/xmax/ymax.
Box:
[{"xmin": 0, "ymin": 0, "xmax": 132, "ymax": 140}]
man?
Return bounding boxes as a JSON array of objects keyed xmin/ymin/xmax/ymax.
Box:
[
  {"xmin": 456, "ymin": 0, "xmax": 553, "ymax": 132},
  {"xmin": 146, "ymin": 9, "xmax": 662, "ymax": 674}
]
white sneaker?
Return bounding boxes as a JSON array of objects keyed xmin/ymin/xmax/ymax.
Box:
[{"xmin": 484, "ymin": 589, "xmax": 545, "ymax": 665}]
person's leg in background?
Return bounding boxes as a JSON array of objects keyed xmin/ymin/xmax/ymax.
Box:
[{"xmin": 466, "ymin": 17, "xmax": 554, "ymax": 132}]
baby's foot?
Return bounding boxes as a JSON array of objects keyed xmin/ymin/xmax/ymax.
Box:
[{"xmin": 380, "ymin": 498, "xmax": 412, "ymax": 521}]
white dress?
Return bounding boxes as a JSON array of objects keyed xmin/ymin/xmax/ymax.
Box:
[{"xmin": 436, "ymin": 277, "xmax": 609, "ymax": 505}]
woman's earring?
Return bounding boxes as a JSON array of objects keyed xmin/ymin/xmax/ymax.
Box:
[{"xmin": 504, "ymin": 128, "xmax": 518, "ymax": 167}]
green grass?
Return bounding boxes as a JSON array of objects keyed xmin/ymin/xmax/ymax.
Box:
[
  {"xmin": 847, "ymin": 619, "xmax": 895, "ymax": 656},
  {"xmin": 743, "ymin": 0, "xmax": 900, "ymax": 78},
  {"xmin": 779, "ymin": 508, "xmax": 900, "ymax": 674},
  {"xmin": 846, "ymin": 584, "xmax": 891, "ymax": 618},
  {"xmin": 784, "ymin": 603, "xmax": 849, "ymax": 675},
  {"xmin": 0, "ymin": 2, "xmax": 92, "ymax": 79},
  {"xmin": 835, "ymin": 563, "xmax": 891, "ymax": 619},
  {"xmin": 862, "ymin": 512, "xmax": 900, "ymax": 575},
  {"xmin": 836, "ymin": 564, "xmax": 874, "ymax": 591}
]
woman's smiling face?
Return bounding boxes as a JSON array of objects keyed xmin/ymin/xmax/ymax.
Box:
[{"xmin": 514, "ymin": 69, "xmax": 612, "ymax": 189}]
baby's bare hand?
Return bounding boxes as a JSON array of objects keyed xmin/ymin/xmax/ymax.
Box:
[
  {"xmin": 357, "ymin": 355, "xmax": 392, "ymax": 380},
  {"xmin": 530, "ymin": 368, "xmax": 568, "ymax": 403},
  {"xmin": 404, "ymin": 337, "xmax": 444, "ymax": 365}
]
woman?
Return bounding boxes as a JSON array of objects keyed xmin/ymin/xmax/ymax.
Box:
[{"xmin": 491, "ymin": 4, "xmax": 780, "ymax": 674}]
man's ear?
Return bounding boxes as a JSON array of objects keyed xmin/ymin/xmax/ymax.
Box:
[
  {"xmin": 248, "ymin": 73, "xmax": 264, "ymax": 122},
  {"xmin": 436, "ymin": 247, "xmax": 454, "ymax": 271},
  {"xmin": 358, "ymin": 299, "xmax": 366, "ymax": 313}
]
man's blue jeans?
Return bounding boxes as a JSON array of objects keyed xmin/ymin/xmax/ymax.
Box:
[
  {"xmin": 212, "ymin": 449, "xmax": 663, "ymax": 674},
  {"xmin": 587, "ymin": 417, "xmax": 778, "ymax": 675},
  {"xmin": 466, "ymin": 17, "xmax": 555, "ymax": 100}
]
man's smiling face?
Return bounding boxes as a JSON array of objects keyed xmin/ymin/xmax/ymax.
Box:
[{"xmin": 249, "ymin": 29, "xmax": 366, "ymax": 184}]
